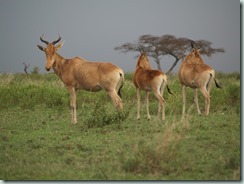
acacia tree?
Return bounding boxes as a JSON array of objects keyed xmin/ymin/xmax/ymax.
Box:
[{"xmin": 114, "ymin": 34, "xmax": 225, "ymax": 74}]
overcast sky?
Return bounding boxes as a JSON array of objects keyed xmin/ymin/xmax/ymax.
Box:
[{"xmin": 0, "ymin": 0, "xmax": 240, "ymax": 74}]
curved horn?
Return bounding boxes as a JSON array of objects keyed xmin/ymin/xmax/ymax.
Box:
[
  {"xmin": 40, "ymin": 34, "xmax": 49, "ymax": 45},
  {"xmin": 190, "ymin": 40, "xmax": 200, "ymax": 49},
  {"xmin": 52, "ymin": 34, "xmax": 61, "ymax": 45},
  {"xmin": 190, "ymin": 40, "xmax": 195, "ymax": 48}
]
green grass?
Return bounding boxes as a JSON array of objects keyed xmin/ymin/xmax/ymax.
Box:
[{"xmin": 0, "ymin": 72, "xmax": 240, "ymax": 180}]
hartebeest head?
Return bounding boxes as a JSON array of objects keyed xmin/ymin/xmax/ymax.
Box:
[
  {"xmin": 37, "ymin": 35, "xmax": 64, "ymax": 71},
  {"xmin": 184, "ymin": 40, "xmax": 204, "ymax": 64},
  {"xmin": 190, "ymin": 40, "xmax": 201, "ymax": 57},
  {"xmin": 136, "ymin": 50, "xmax": 152, "ymax": 70}
]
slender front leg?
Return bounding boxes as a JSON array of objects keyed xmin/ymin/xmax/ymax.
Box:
[
  {"xmin": 194, "ymin": 89, "xmax": 201, "ymax": 115},
  {"xmin": 182, "ymin": 85, "xmax": 186, "ymax": 117},
  {"xmin": 136, "ymin": 88, "xmax": 141, "ymax": 120},
  {"xmin": 145, "ymin": 92, "xmax": 151, "ymax": 120},
  {"xmin": 68, "ymin": 87, "xmax": 77, "ymax": 124}
]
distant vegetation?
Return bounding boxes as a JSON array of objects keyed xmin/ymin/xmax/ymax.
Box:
[
  {"xmin": 0, "ymin": 72, "xmax": 240, "ymax": 180},
  {"xmin": 115, "ymin": 34, "xmax": 225, "ymax": 73}
]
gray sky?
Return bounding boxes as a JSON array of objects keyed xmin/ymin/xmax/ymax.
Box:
[{"xmin": 0, "ymin": 0, "xmax": 240, "ymax": 73}]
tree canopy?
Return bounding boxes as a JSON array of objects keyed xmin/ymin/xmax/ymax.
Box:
[{"xmin": 114, "ymin": 34, "xmax": 225, "ymax": 74}]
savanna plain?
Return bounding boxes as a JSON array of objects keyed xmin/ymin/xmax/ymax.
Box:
[{"xmin": 0, "ymin": 72, "xmax": 240, "ymax": 180}]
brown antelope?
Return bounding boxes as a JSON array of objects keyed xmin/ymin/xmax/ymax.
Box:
[
  {"xmin": 178, "ymin": 41, "xmax": 221, "ymax": 116},
  {"xmin": 37, "ymin": 35, "xmax": 124, "ymax": 124},
  {"xmin": 132, "ymin": 50, "xmax": 172, "ymax": 121}
]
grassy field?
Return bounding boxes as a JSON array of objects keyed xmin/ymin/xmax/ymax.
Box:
[{"xmin": 0, "ymin": 72, "xmax": 240, "ymax": 180}]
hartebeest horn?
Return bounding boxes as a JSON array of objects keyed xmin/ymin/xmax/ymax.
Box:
[
  {"xmin": 190, "ymin": 40, "xmax": 200, "ymax": 50},
  {"xmin": 40, "ymin": 34, "xmax": 49, "ymax": 45},
  {"xmin": 52, "ymin": 34, "xmax": 61, "ymax": 45},
  {"xmin": 190, "ymin": 40, "xmax": 195, "ymax": 49}
]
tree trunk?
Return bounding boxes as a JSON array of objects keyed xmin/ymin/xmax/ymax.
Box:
[
  {"xmin": 166, "ymin": 58, "xmax": 180, "ymax": 74},
  {"xmin": 24, "ymin": 68, "xmax": 29, "ymax": 75},
  {"xmin": 23, "ymin": 63, "xmax": 30, "ymax": 75},
  {"xmin": 154, "ymin": 57, "xmax": 162, "ymax": 71}
]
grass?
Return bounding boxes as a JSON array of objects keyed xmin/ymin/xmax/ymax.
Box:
[{"xmin": 0, "ymin": 72, "xmax": 240, "ymax": 180}]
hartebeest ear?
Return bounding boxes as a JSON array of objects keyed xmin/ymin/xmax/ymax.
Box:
[
  {"xmin": 55, "ymin": 42, "xmax": 64, "ymax": 51},
  {"xmin": 37, "ymin": 45, "xmax": 46, "ymax": 52}
]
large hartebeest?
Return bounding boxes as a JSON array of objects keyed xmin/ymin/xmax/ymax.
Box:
[
  {"xmin": 37, "ymin": 35, "xmax": 124, "ymax": 124},
  {"xmin": 133, "ymin": 50, "xmax": 172, "ymax": 121},
  {"xmin": 178, "ymin": 40, "xmax": 221, "ymax": 116}
]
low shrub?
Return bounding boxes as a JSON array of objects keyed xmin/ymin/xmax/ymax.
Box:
[{"xmin": 84, "ymin": 101, "xmax": 130, "ymax": 128}]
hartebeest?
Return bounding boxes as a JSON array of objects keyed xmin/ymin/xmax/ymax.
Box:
[
  {"xmin": 178, "ymin": 41, "xmax": 221, "ymax": 116},
  {"xmin": 37, "ymin": 35, "xmax": 124, "ymax": 124},
  {"xmin": 133, "ymin": 50, "xmax": 172, "ymax": 121}
]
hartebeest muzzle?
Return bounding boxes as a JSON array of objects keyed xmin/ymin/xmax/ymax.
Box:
[{"xmin": 46, "ymin": 66, "xmax": 51, "ymax": 71}]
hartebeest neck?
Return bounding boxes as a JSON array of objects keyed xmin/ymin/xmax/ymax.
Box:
[
  {"xmin": 184, "ymin": 53, "xmax": 204, "ymax": 64},
  {"xmin": 136, "ymin": 54, "xmax": 152, "ymax": 70},
  {"xmin": 52, "ymin": 53, "xmax": 67, "ymax": 79}
]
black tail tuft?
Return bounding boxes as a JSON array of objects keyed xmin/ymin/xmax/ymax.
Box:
[
  {"xmin": 214, "ymin": 79, "xmax": 222, "ymax": 89},
  {"xmin": 166, "ymin": 85, "xmax": 173, "ymax": 95},
  {"xmin": 210, "ymin": 73, "xmax": 222, "ymax": 89}
]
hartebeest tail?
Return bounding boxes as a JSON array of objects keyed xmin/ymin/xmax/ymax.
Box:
[
  {"xmin": 210, "ymin": 73, "xmax": 222, "ymax": 88},
  {"xmin": 117, "ymin": 73, "xmax": 124, "ymax": 98},
  {"xmin": 37, "ymin": 35, "xmax": 124, "ymax": 124},
  {"xmin": 166, "ymin": 85, "xmax": 173, "ymax": 95}
]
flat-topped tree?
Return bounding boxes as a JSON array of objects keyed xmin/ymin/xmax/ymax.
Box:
[{"xmin": 115, "ymin": 34, "xmax": 225, "ymax": 73}]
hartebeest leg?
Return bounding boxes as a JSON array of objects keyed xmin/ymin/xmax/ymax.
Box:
[
  {"xmin": 157, "ymin": 83, "xmax": 165, "ymax": 119},
  {"xmin": 182, "ymin": 85, "xmax": 186, "ymax": 116},
  {"xmin": 194, "ymin": 89, "xmax": 201, "ymax": 115},
  {"xmin": 157, "ymin": 102, "xmax": 161, "ymax": 119},
  {"xmin": 68, "ymin": 87, "xmax": 77, "ymax": 124},
  {"xmin": 107, "ymin": 90, "xmax": 123, "ymax": 109},
  {"xmin": 153, "ymin": 89, "xmax": 165, "ymax": 121},
  {"xmin": 206, "ymin": 74, "xmax": 214, "ymax": 94},
  {"xmin": 145, "ymin": 92, "xmax": 151, "ymax": 120},
  {"xmin": 136, "ymin": 89, "xmax": 141, "ymax": 120},
  {"xmin": 200, "ymin": 88, "xmax": 211, "ymax": 116}
]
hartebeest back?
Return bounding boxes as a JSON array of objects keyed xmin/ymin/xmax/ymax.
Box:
[
  {"xmin": 133, "ymin": 51, "xmax": 172, "ymax": 121},
  {"xmin": 178, "ymin": 40, "xmax": 221, "ymax": 116},
  {"xmin": 37, "ymin": 35, "xmax": 124, "ymax": 124}
]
